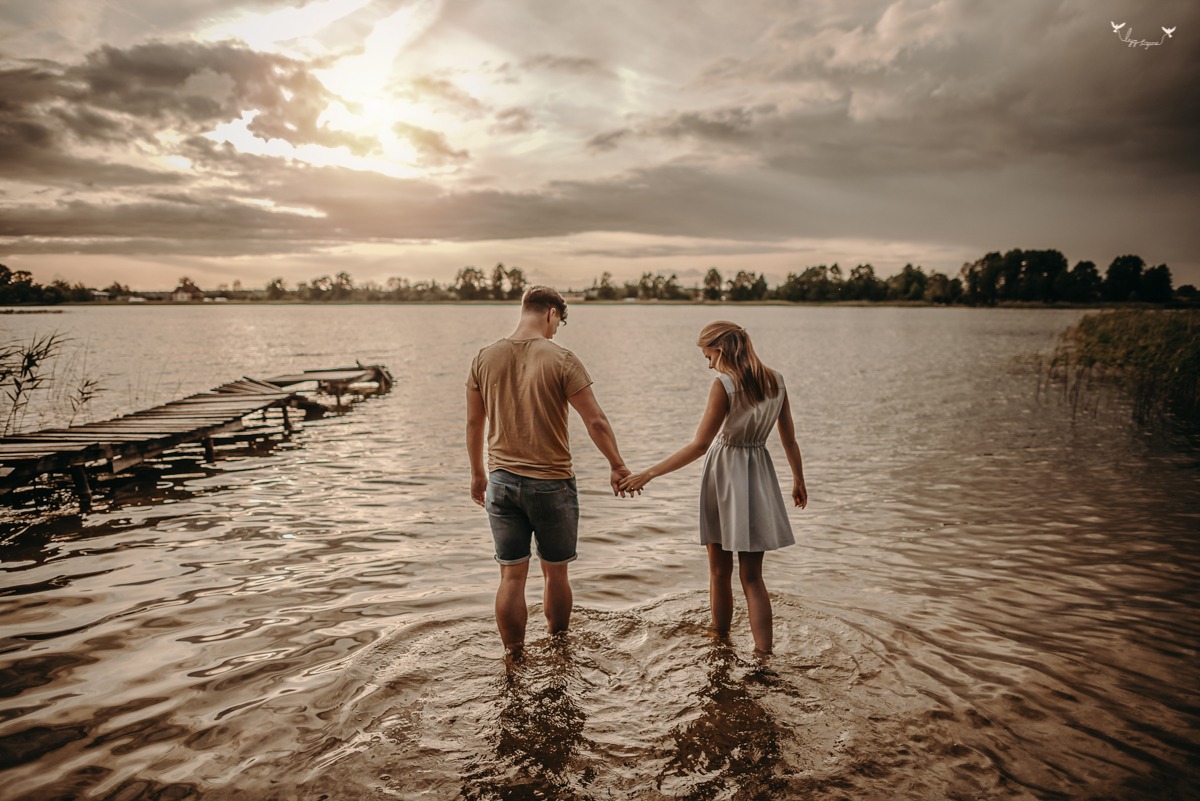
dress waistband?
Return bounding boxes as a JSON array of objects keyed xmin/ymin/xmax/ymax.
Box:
[{"xmin": 715, "ymin": 434, "xmax": 766, "ymax": 448}]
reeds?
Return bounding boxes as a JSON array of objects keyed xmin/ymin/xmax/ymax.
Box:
[
  {"xmin": 1, "ymin": 332, "xmax": 104, "ymax": 436},
  {"xmin": 1042, "ymin": 310, "xmax": 1200, "ymax": 423}
]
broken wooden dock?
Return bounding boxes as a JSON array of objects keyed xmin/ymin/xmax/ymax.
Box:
[{"xmin": 0, "ymin": 363, "xmax": 392, "ymax": 511}]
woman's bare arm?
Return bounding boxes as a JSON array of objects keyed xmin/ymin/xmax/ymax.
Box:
[
  {"xmin": 776, "ymin": 391, "xmax": 808, "ymax": 508},
  {"xmin": 620, "ymin": 379, "xmax": 729, "ymax": 493}
]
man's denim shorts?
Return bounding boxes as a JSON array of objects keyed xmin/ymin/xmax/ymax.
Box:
[{"xmin": 485, "ymin": 469, "xmax": 579, "ymax": 565}]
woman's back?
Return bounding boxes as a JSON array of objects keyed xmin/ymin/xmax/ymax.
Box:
[{"xmin": 714, "ymin": 370, "xmax": 785, "ymax": 446}]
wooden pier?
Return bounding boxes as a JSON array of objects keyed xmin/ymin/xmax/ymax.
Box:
[{"xmin": 0, "ymin": 364, "xmax": 392, "ymax": 511}]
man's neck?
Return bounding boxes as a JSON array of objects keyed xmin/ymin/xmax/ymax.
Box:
[{"xmin": 509, "ymin": 317, "xmax": 548, "ymax": 340}]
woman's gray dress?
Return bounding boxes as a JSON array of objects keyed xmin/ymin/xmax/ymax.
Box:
[{"xmin": 698, "ymin": 371, "xmax": 796, "ymax": 552}]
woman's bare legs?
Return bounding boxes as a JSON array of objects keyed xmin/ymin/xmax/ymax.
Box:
[
  {"xmin": 738, "ymin": 551, "xmax": 773, "ymax": 655},
  {"xmin": 706, "ymin": 544, "xmax": 734, "ymax": 638}
]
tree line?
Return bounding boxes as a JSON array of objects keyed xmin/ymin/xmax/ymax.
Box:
[
  {"xmin": 2, "ymin": 251, "xmax": 1195, "ymax": 306},
  {"xmin": 602, "ymin": 251, "xmax": 1190, "ymax": 305}
]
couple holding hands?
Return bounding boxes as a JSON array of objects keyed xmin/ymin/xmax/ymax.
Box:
[{"xmin": 466, "ymin": 286, "xmax": 807, "ymax": 657}]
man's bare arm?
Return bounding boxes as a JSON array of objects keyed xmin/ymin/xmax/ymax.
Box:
[
  {"xmin": 466, "ymin": 388, "xmax": 487, "ymax": 507},
  {"xmin": 567, "ymin": 385, "xmax": 631, "ymax": 496}
]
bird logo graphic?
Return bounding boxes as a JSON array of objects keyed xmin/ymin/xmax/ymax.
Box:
[{"xmin": 1111, "ymin": 21, "xmax": 1176, "ymax": 46}]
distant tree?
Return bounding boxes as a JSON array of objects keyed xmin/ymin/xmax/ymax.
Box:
[
  {"xmin": 491, "ymin": 263, "xmax": 507, "ymax": 300},
  {"xmin": 662, "ymin": 273, "xmax": 689, "ymax": 300},
  {"xmin": 596, "ymin": 271, "xmax": 620, "ymax": 300},
  {"xmin": 703, "ymin": 268, "xmax": 723, "ymax": 301},
  {"xmin": 0, "ymin": 268, "xmax": 38, "ymax": 304},
  {"xmin": 385, "ymin": 276, "xmax": 411, "ymax": 300},
  {"xmin": 1177, "ymin": 284, "xmax": 1198, "ymax": 304},
  {"xmin": 412, "ymin": 280, "xmax": 450, "ymax": 301},
  {"xmin": 637, "ymin": 272, "xmax": 656, "ymax": 300},
  {"xmin": 309, "ymin": 275, "xmax": 333, "ymax": 300},
  {"xmin": 887, "ymin": 264, "xmax": 927, "ymax": 301},
  {"xmin": 266, "ymin": 278, "xmax": 287, "ymax": 300},
  {"xmin": 454, "ymin": 266, "xmax": 487, "ymax": 300},
  {"xmin": 960, "ymin": 253, "xmax": 1003, "ymax": 306},
  {"xmin": 1018, "ymin": 250, "xmax": 1068, "ymax": 302},
  {"xmin": 1139, "ymin": 264, "xmax": 1173, "ymax": 304},
  {"xmin": 1063, "ymin": 261, "xmax": 1101, "ymax": 304},
  {"xmin": 844, "ymin": 264, "xmax": 886, "ymax": 301},
  {"xmin": 925, "ymin": 272, "xmax": 956, "ymax": 304},
  {"xmin": 332, "ymin": 271, "xmax": 354, "ymax": 300},
  {"xmin": 52, "ymin": 279, "xmax": 94, "ymax": 302},
  {"xmin": 775, "ymin": 266, "xmax": 832, "ymax": 302},
  {"xmin": 506, "ymin": 266, "xmax": 526, "ymax": 299},
  {"xmin": 727, "ymin": 270, "xmax": 766, "ymax": 301},
  {"xmin": 1103, "ymin": 255, "xmax": 1145, "ymax": 301}
]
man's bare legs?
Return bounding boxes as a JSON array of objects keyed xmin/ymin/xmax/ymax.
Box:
[
  {"xmin": 498, "ymin": 559, "xmax": 573, "ymax": 653},
  {"xmin": 738, "ymin": 551, "xmax": 773, "ymax": 655},
  {"xmin": 496, "ymin": 562, "xmax": 530, "ymax": 652},
  {"xmin": 541, "ymin": 560, "xmax": 572, "ymax": 634},
  {"xmin": 706, "ymin": 544, "xmax": 734, "ymax": 638}
]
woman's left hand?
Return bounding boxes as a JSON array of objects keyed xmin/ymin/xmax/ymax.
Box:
[
  {"xmin": 792, "ymin": 480, "xmax": 808, "ymax": 509},
  {"xmin": 618, "ymin": 471, "xmax": 652, "ymax": 494}
]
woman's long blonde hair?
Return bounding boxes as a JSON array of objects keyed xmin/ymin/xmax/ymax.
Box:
[{"xmin": 697, "ymin": 321, "xmax": 778, "ymax": 405}]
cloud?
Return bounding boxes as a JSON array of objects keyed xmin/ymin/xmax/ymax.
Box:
[
  {"xmin": 490, "ymin": 107, "xmax": 536, "ymax": 135},
  {"xmin": 408, "ymin": 75, "xmax": 487, "ymax": 115},
  {"xmin": 522, "ymin": 53, "xmax": 614, "ymax": 78},
  {"xmin": 393, "ymin": 121, "xmax": 468, "ymax": 166}
]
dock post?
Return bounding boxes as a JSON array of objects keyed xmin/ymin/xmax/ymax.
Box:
[
  {"xmin": 203, "ymin": 437, "xmax": 216, "ymax": 462},
  {"xmin": 281, "ymin": 406, "xmax": 293, "ymax": 434},
  {"xmin": 71, "ymin": 466, "xmax": 93, "ymax": 512}
]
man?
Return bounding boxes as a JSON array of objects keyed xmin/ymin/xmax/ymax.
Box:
[{"xmin": 466, "ymin": 286, "xmax": 630, "ymax": 654}]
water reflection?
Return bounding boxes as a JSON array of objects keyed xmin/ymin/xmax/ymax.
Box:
[
  {"xmin": 463, "ymin": 637, "xmax": 595, "ymax": 800},
  {"xmin": 658, "ymin": 645, "xmax": 788, "ymax": 799}
]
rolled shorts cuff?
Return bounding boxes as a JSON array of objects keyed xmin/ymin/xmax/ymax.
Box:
[
  {"xmin": 493, "ymin": 553, "xmax": 532, "ymax": 566},
  {"xmin": 535, "ymin": 551, "xmax": 578, "ymax": 565}
]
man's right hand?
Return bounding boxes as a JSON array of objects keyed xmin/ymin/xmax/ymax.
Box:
[
  {"xmin": 471, "ymin": 473, "xmax": 488, "ymax": 507},
  {"xmin": 611, "ymin": 465, "xmax": 632, "ymax": 497}
]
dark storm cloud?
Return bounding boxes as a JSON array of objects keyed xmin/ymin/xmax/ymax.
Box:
[
  {"xmin": 0, "ymin": 64, "xmax": 179, "ymax": 186},
  {"xmin": 0, "ymin": 195, "xmax": 324, "ymax": 241},
  {"xmin": 71, "ymin": 41, "xmax": 374, "ymax": 153}
]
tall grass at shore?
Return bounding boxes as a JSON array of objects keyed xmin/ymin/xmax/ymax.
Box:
[
  {"xmin": 1, "ymin": 333, "xmax": 102, "ymax": 436},
  {"xmin": 1041, "ymin": 309, "xmax": 1200, "ymax": 423}
]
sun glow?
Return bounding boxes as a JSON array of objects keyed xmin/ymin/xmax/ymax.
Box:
[
  {"xmin": 204, "ymin": 110, "xmax": 429, "ymax": 179},
  {"xmin": 197, "ymin": 0, "xmax": 459, "ymax": 178}
]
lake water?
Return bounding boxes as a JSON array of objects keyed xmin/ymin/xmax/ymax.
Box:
[{"xmin": 1, "ymin": 304, "xmax": 1198, "ymax": 800}]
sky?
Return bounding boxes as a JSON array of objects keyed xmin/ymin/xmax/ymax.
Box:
[{"xmin": 1, "ymin": 0, "xmax": 1196, "ymax": 292}]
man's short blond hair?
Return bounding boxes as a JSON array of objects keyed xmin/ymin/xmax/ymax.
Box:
[{"xmin": 521, "ymin": 286, "xmax": 568, "ymax": 323}]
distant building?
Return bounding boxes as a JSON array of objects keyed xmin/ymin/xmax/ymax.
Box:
[
  {"xmin": 90, "ymin": 289, "xmax": 110, "ymax": 301},
  {"xmin": 171, "ymin": 282, "xmax": 205, "ymax": 302}
]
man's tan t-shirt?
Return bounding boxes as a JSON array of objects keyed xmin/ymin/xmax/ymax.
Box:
[{"xmin": 467, "ymin": 337, "xmax": 593, "ymax": 479}]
